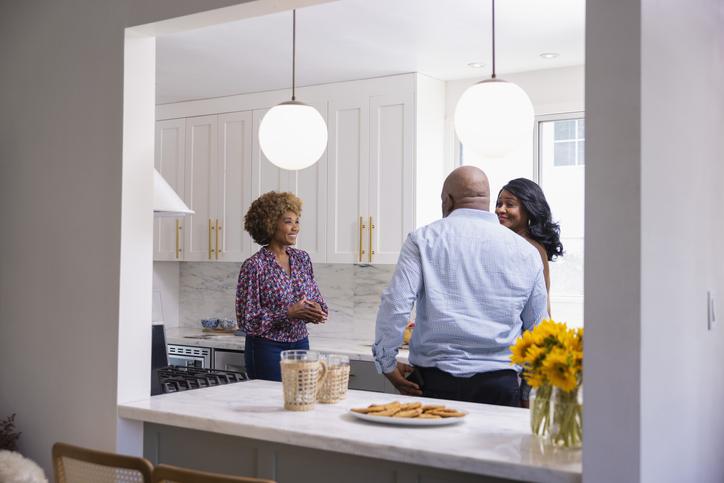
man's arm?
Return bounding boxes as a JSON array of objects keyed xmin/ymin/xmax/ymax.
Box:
[
  {"xmin": 372, "ymin": 234, "xmax": 423, "ymax": 395},
  {"xmin": 518, "ymin": 266, "xmax": 548, "ymax": 406},
  {"xmin": 521, "ymin": 265, "xmax": 549, "ymax": 331}
]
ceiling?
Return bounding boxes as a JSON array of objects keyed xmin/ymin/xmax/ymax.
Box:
[{"xmin": 156, "ymin": 0, "xmax": 585, "ymax": 105}]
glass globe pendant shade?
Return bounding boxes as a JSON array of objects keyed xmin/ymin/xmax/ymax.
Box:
[
  {"xmin": 258, "ymin": 100, "xmax": 328, "ymax": 171},
  {"xmin": 454, "ymin": 79, "xmax": 534, "ymax": 158}
]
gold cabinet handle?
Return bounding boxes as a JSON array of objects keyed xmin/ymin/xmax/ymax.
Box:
[
  {"xmin": 208, "ymin": 218, "xmax": 214, "ymax": 260},
  {"xmin": 358, "ymin": 216, "xmax": 366, "ymax": 263},
  {"xmin": 215, "ymin": 219, "xmax": 220, "ymax": 260},
  {"xmin": 368, "ymin": 216, "xmax": 375, "ymax": 263},
  {"xmin": 175, "ymin": 219, "xmax": 181, "ymax": 259}
]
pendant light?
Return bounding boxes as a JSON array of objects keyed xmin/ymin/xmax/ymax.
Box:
[
  {"xmin": 258, "ymin": 9, "xmax": 328, "ymax": 171},
  {"xmin": 454, "ymin": 0, "xmax": 534, "ymax": 159}
]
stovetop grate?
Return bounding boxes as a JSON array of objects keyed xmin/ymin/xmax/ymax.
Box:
[{"xmin": 156, "ymin": 365, "xmax": 247, "ymax": 394}]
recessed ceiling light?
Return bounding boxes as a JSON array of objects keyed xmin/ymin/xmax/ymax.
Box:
[
  {"xmin": 467, "ymin": 62, "xmax": 486, "ymax": 69},
  {"xmin": 540, "ymin": 53, "xmax": 559, "ymax": 59}
]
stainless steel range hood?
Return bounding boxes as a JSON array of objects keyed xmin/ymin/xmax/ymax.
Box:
[{"xmin": 154, "ymin": 169, "xmax": 194, "ymax": 217}]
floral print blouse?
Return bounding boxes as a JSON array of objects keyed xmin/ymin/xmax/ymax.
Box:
[{"xmin": 236, "ymin": 247, "xmax": 327, "ymax": 342}]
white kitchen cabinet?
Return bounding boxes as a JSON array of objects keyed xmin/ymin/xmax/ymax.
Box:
[
  {"xmin": 367, "ymin": 92, "xmax": 415, "ymax": 264},
  {"xmin": 183, "ymin": 115, "xmax": 218, "ymax": 261},
  {"xmin": 155, "ymin": 73, "xmax": 446, "ymax": 265},
  {"xmin": 216, "ymin": 111, "xmax": 253, "ymax": 262},
  {"xmin": 251, "ymin": 105, "xmax": 328, "ymax": 263},
  {"xmin": 326, "ymin": 84, "xmax": 418, "ymax": 264},
  {"xmin": 154, "ymin": 118, "xmax": 186, "ymax": 260},
  {"xmin": 326, "ymin": 97, "xmax": 369, "ymax": 263}
]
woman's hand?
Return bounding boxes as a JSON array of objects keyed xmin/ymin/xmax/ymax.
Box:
[{"xmin": 287, "ymin": 297, "xmax": 327, "ymax": 323}]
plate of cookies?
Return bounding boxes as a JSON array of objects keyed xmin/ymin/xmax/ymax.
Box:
[{"xmin": 349, "ymin": 401, "xmax": 467, "ymax": 426}]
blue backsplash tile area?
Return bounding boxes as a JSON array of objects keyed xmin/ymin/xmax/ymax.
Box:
[{"xmin": 179, "ymin": 262, "xmax": 396, "ymax": 343}]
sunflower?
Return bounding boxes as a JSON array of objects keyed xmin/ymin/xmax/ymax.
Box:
[
  {"xmin": 510, "ymin": 330, "xmax": 536, "ymax": 365},
  {"xmin": 532, "ymin": 319, "xmax": 567, "ymax": 347},
  {"xmin": 524, "ymin": 369, "xmax": 546, "ymax": 388},
  {"xmin": 542, "ymin": 347, "xmax": 578, "ymax": 392},
  {"xmin": 525, "ymin": 345, "xmax": 547, "ymax": 367}
]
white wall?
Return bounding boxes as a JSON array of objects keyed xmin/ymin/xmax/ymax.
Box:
[
  {"xmin": 585, "ymin": 0, "xmax": 724, "ymax": 482},
  {"xmin": 639, "ymin": 0, "xmax": 724, "ymax": 481},
  {"xmin": 0, "ymin": 0, "xmax": 329, "ymax": 474},
  {"xmin": 153, "ymin": 262, "xmax": 181, "ymax": 326},
  {"xmin": 415, "ymin": 73, "xmax": 447, "ymax": 227},
  {"xmin": 584, "ymin": 0, "xmax": 641, "ymax": 480}
]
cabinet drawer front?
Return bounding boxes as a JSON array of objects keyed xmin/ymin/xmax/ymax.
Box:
[{"xmin": 348, "ymin": 360, "xmax": 387, "ymax": 393}]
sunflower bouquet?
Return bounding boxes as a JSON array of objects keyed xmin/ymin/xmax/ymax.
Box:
[{"xmin": 510, "ymin": 319, "xmax": 583, "ymax": 448}]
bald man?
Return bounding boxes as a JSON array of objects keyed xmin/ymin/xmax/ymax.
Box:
[{"xmin": 372, "ymin": 166, "xmax": 548, "ymax": 407}]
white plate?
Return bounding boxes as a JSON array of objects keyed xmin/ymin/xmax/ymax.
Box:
[{"xmin": 348, "ymin": 410, "xmax": 467, "ymax": 426}]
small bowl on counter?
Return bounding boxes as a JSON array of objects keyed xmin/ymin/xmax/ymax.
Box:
[{"xmin": 200, "ymin": 318, "xmax": 238, "ymax": 332}]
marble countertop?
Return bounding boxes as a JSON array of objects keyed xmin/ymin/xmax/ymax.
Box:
[
  {"xmin": 119, "ymin": 380, "xmax": 581, "ymax": 483},
  {"xmin": 165, "ymin": 327, "xmax": 409, "ymax": 364}
]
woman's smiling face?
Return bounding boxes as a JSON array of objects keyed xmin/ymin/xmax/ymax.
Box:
[
  {"xmin": 273, "ymin": 211, "xmax": 300, "ymax": 246},
  {"xmin": 495, "ymin": 190, "xmax": 528, "ymax": 232}
]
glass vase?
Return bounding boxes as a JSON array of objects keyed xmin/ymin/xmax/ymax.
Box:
[
  {"xmin": 530, "ymin": 384, "xmax": 553, "ymax": 437},
  {"xmin": 548, "ymin": 386, "xmax": 583, "ymax": 448}
]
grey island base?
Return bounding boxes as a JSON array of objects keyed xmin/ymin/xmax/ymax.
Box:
[{"xmin": 119, "ymin": 381, "xmax": 581, "ymax": 483}]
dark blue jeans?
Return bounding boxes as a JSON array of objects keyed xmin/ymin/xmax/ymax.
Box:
[{"xmin": 244, "ymin": 336, "xmax": 309, "ymax": 382}]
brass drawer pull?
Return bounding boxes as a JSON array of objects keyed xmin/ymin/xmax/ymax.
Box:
[
  {"xmin": 175, "ymin": 220, "xmax": 181, "ymax": 259},
  {"xmin": 368, "ymin": 216, "xmax": 375, "ymax": 263},
  {"xmin": 359, "ymin": 216, "xmax": 366, "ymax": 263}
]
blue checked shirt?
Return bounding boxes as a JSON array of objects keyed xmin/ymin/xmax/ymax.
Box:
[{"xmin": 373, "ymin": 208, "xmax": 548, "ymax": 377}]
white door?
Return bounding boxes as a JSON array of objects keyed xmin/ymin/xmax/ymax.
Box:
[
  {"xmin": 184, "ymin": 115, "xmax": 218, "ymax": 261},
  {"xmin": 368, "ymin": 93, "xmax": 415, "ymax": 264},
  {"xmin": 216, "ymin": 111, "xmax": 253, "ymax": 262},
  {"xmin": 326, "ymin": 97, "xmax": 369, "ymax": 263},
  {"xmin": 154, "ymin": 118, "xmax": 186, "ymax": 260}
]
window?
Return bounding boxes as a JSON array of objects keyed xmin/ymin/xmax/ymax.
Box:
[
  {"xmin": 551, "ymin": 119, "xmax": 585, "ymax": 167},
  {"xmin": 459, "ymin": 113, "xmax": 585, "ymax": 327},
  {"xmin": 538, "ymin": 115, "xmax": 585, "ymax": 327}
]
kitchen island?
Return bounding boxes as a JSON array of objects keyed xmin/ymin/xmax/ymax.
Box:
[{"xmin": 119, "ymin": 380, "xmax": 581, "ymax": 483}]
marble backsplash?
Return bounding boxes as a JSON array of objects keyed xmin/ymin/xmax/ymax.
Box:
[{"xmin": 179, "ymin": 262, "xmax": 396, "ymax": 343}]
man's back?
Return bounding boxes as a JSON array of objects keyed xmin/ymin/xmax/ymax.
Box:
[{"xmin": 373, "ymin": 208, "xmax": 548, "ymax": 378}]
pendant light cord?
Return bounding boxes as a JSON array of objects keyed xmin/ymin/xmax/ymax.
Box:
[
  {"xmin": 491, "ymin": 0, "xmax": 496, "ymax": 79},
  {"xmin": 292, "ymin": 9, "xmax": 297, "ymax": 101}
]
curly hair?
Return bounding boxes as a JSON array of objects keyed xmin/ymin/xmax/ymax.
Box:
[
  {"xmin": 499, "ymin": 178, "xmax": 564, "ymax": 261},
  {"xmin": 244, "ymin": 191, "xmax": 303, "ymax": 245}
]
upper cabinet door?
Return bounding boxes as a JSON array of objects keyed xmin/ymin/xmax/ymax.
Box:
[
  {"xmin": 251, "ymin": 106, "xmax": 327, "ymax": 262},
  {"xmin": 154, "ymin": 118, "xmax": 186, "ymax": 261},
  {"xmin": 286, "ymin": 100, "xmax": 328, "ymax": 264},
  {"xmin": 326, "ymin": 97, "xmax": 369, "ymax": 264},
  {"xmin": 216, "ymin": 111, "xmax": 253, "ymax": 262},
  {"xmin": 368, "ymin": 93, "xmax": 415, "ymax": 264},
  {"xmin": 250, "ymin": 108, "xmax": 291, "ymax": 255},
  {"xmin": 184, "ymin": 115, "xmax": 218, "ymax": 261}
]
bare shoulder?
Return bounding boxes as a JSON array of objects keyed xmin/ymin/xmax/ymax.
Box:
[{"xmin": 527, "ymin": 239, "xmax": 548, "ymax": 265}]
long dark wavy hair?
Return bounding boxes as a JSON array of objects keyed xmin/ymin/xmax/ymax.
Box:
[{"xmin": 499, "ymin": 178, "xmax": 563, "ymax": 261}]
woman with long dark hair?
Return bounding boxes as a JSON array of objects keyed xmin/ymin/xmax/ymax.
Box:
[{"xmin": 495, "ymin": 178, "xmax": 563, "ymax": 315}]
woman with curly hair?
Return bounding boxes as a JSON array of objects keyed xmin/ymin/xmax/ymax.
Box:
[
  {"xmin": 236, "ymin": 191, "xmax": 328, "ymax": 381},
  {"xmin": 495, "ymin": 178, "xmax": 563, "ymax": 316}
]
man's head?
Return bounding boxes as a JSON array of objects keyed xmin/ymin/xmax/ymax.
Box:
[{"xmin": 441, "ymin": 166, "xmax": 490, "ymax": 217}]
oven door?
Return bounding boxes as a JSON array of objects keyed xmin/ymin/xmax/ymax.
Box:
[{"xmin": 167, "ymin": 345, "xmax": 211, "ymax": 369}]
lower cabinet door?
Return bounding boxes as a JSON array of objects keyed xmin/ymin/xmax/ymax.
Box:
[
  {"xmin": 213, "ymin": 349, "xmax": 245, "ymax": 373},
  {"xmin": 348, "ymin": 360, "xmax": 388, "ymax": 393}
]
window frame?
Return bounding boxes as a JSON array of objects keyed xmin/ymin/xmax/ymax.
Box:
[{"xmin": 534, "ymin": 111, "xmax": 586, "ymax": 185}]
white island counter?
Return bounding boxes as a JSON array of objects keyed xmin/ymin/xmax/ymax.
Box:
[{"xmin": 119, "ymin": 380, "xmax": 580, "ymax": 483}]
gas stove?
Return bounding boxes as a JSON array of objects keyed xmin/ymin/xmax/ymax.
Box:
[
  {"xmin": 151, "ymin": 324, "xmax": 247, "ymax": 395},
  {"xmin": 156, "ymin": 365, "xmax": 247, "ymax": 394}
]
